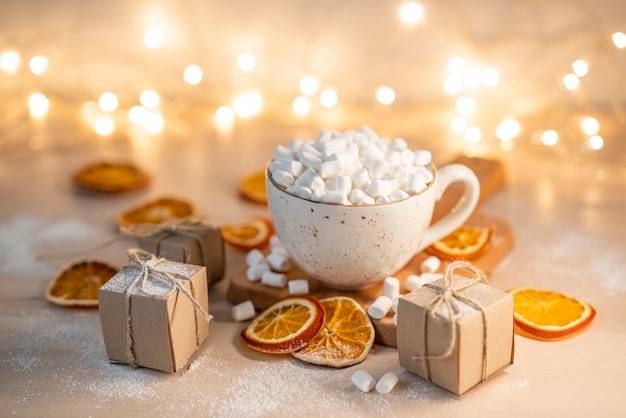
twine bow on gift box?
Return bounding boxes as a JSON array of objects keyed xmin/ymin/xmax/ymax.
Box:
[
  {"xmin": 124, "ymin": 248, "xmax": 213, "ymax": 368},
  {"xmin": 411, "ymin": 260, "xmax": 489, "ymax": 383}
]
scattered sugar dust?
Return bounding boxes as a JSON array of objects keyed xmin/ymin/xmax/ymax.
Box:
[{"xmin": 0, "ymin": 215, "xmax": 99, "ymax": 278}]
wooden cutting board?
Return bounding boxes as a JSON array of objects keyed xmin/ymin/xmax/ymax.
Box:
[{"xmin": 226, "ymin": 156, "xmax": 513, "ymax": 348}]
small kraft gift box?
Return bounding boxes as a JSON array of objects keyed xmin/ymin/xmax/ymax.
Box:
[
  {"xmin": 397, "ymin": 260, "xmax": 514, "ymax": 395},
  {"xmin": 99, "ymin": 248, "xmax": 213, "ymax": 373},
  {"xmin": 122, "ymin": 220, "xmax": 225, "ymax": 285}
]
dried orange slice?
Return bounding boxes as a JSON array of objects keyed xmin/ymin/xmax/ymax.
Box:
[
  {"xmin": 291, "ymin": 296, "xmax": 374, "ymax": 368},
  {"xmin": 240, "ymin": 296, "xmax": 325, "ymax": 353},
  {"xmin": 427, "ymin": 224, "xmax": 492, "ymax": 259},
  {"xmin": 507, "ymin": 287, "xmax": 596, "ymax": 341},
  {"xmin": 239, "ymin": 170, "xmax": 267, "ymax": 204},
  {"xmin": 117, "ymin": 197, "xmax": 194, "ymax": 227},
  {"xmin": 73, "ymin": 161, "xmax": 150, "ymax": 193},
  {"xmin": 221, "ymin": 217, "xmax": 273, "ymax": 250},
  {"xmin": 46, "ymin": 260, "xmax": 118, "ymax": 307}
]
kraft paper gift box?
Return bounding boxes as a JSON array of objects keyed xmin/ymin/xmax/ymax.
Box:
[
  {"xmin": 397, "ymin": 261, "xmax": 514, "ymax": 395},
  {"xmin": 125, "ymin": 221, "xmax": 225, "ymax": 285},
  {"xmin": 99, "ymin": 249, "xmax": 212, "ymax": 373}
]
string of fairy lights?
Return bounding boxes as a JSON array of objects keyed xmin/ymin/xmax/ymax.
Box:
[{"xmin": 0, "ymin": 1, "xmax": 625, "ymax": 162}]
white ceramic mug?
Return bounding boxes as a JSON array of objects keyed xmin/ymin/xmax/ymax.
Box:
[{"xmin": 266, "ymin": 163, "xmax": 480, "ymax": 290}]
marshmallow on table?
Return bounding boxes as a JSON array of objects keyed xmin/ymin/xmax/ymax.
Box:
[
  {"xmin": 368, "ymin": 296, "xmax": 394, "ymax": 319},
  {"xmin": 231, "ymin": 300, "xmax": 256, "ymax": 322},
  {"xmin": 420, "ymin": 255, "xmax": 441, "ymax": 273},
  {"xmin": 351, "ymin": 370, "xmax": 377, "ymax": 393},
  {"xmin": 266, "ymin": 253, "xmax": 291, "ymax": 273},
  {"xmin": 288, "ymin": 279, "xmax": 309, "ymax": 295},
  {"xmin": 261, "ymin": 271, "xmax": 287, "ymax": 288},
  {"xmin": 383, "ymin": 277, "xmax": 400, "ymax": 301},
  {"xmin": 246, "ymin": 263, "xmax": 270, "ymax": 282},
  {"xmin": 245, "ymin": 248, "xmax": 265, "ymax": 267},
  {"xmin": 376, "ymin": 372, "xmax": 399, "ymax": 394}
]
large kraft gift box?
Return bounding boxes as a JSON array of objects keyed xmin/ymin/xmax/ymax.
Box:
[
  {"xmin": 397, "ymin": 261, "xmax": 514, "ymax": 395},
  {"xmin": 99, "ymin": 249, "xmax": 212, "ymax": 373},
  {"xmin": 125, "ymin": 221, "xmax": 225, "ymax": 285}
]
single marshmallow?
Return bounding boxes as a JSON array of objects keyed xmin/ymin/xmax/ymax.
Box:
[
  {"xmin": 272, "ymin": 169, "xmax": 295, "ymax": 188},
  {"xmin": 266, "ymin": 253, "xmax": 291, "ymax": 272},
  {"xmin": 326, "ymin": 175, "xmax": 352, "ymax": 195},
  {"xmin": 376, "ymin": 372, "xmax": 399, "ymax": 394},
  {"xmin": 310, "ymin": 188, "xmax": 325, "ymax": 202},
  {"xmin": 261, "ymin": 271, "xmax": 287, "ymax": 288},
  {"xmin": 246, "ymin": 263, "xmax": 270, "ymax": 282},
  {"xmin": 369, "ymin": 179, "xmax": 394, "ymax": 197},
  {"xmin": 383, "ymin": 277, "xmax": 400, "ymax": 301},
  {"xmin": 351, "ymin": 167, "xmax": 371, "ymax": 190},
  {"xmin": 322, "ymin": 190, "xmax": 350, "ymax": 205},
  {"xmin": 414, "ymin": 149, "xmax": 432, "ymax": 166},
  {"xmin": 400, "ymin": 148, "xmax": 415, "ymax": 166},
  {"xmin": 288, "ymin": 279, "xmax": 309, "ymax": 295},
  {"xmin": 296, "ymin": 186, "xmax": 313, "ymax": 200},
  {"xmin": 369, "ymin": 159, "xmax": 391, "ymax": 179},
  {"xmin": 359, "ymin": 195, "xmax": 376, "ymax": 205},
  {"xmin": 273, "ymin": 144, "xmax": 296, "ymax": 162},
  {"xmin": 389, "ymin": 189, "xmax": 410, "ymax": 202},
  {"xmin": 351, "ymin": 370, "xmax": 377, "ymax": 393},
  {"xmin": 406, "ymin": 172, "xmax": 428, "ymax": 194},
  {"xmin": 404, "ymin": 274, "xmax": 430, "ymax": 292},
  {"xmin": 420, "ymin": 255, "xmax": 441, "ymax": 273},
  {"xmin": 349, "ymin": 188, "xmax": 367, "ymax": 205},
  {"xmin": 368, "ymin": 296, "xmax": 394, "ymax": 319},
  {"xmin": 299, "ymin": 151, "xmax": 322, "ymax": 170},
  {"xmin": 277, "ymin": 160, "xmax": 304, "ymax": 178},
  {"xmin": 245, "ymin": 248, "xmax": 265, "ymax": 267},
  {"xmin": 231, "ymin": 300, "xmax": 256, "ymax": 322},
  {"xmin": 319, "ymin": 160, "xmax": 343, "ymax": 179}
]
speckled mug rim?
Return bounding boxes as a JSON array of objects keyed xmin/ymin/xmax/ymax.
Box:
[{"xmin": 265, "ymin": 161, "xmax": 437, "ymax": 207}]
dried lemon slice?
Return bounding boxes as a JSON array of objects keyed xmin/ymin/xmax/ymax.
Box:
[
  {"xmin": 427, "ymin": 224, "xmax": 492, "ymax": 259},
  {"xmin": 239, "ymin": 170, "xmax": 267, "ymax": 204},
  {"xmin": 117, "ymin": 197, "xmax": 194, "ymax": 227},
  {"xmin": 73, "ymin": 161, "xmax": 150, "ymax": 193},
  {"xmin": 221, "ymin": 217, "xmax": 273, "ymax": 250},
  {"xmin": 46, "ymin": 260, "xmax": 118, "ymax": 307},
  {"xmin": 240, "ymin": 296, "xmax": 325, "ymax": 353},
  {"xmin": 291, "ymin": 296, "xmax": 375, "ymax": 368},
  {"xmin": 507, "ymin": 287, "xmax": 596, "ymax": 341}
]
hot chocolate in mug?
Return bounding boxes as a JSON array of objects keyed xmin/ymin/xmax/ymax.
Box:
[{"xmin": 266, "ymin": 163, "xmax": 480, "ymax": 290}]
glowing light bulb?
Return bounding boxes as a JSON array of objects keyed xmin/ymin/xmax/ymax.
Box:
[
  {"xmin": 319, "ymin": 87, "xmax": 338, "ymax": 108},
  {"xmin": 443, "ymin": 75, "xmax": 463, "ymax": 95},
  {"xmin": 581, "ymin": 117, "xmax": 600, "ymax": 135},
  {"xmin": 495, "ymin": 119, "xmax": 521, "ymax": 141},
  {"xmin": 237, "ymin": 52, "xmax": 256, "ymax": 71},
  {"xmin": 613, "ymin": 32, "xmax": 626, "ymax": 49},
  {"xmin": 94, "ymin": 115, "xmax": 115, "ymax": 136},
  {"xmin": 215, "ymin": 105, "xmax": 235, "ymax": 128},
  {"xmin": 292, "ymin": 96, "xmax": 311, "ymax": 115},
  {"xmin": 447, "ymin": 56, "xmax": 465, "ymax": 74},
  {"xmin": 376, "ymin": 86, "xmax": 396, "ymax": 105},
  {"xmin": 233, "ymin": 91, "xmax": 263, "ymax": 118},
  {"xmin": 28, "ymin": 93, "xmax": 49, "ymax": 118},
  {"xmin": 129, "ymin": 106, "xmax": 149, "ymax": 124},
  {"xmin": 143, "ymin": 29, "xmax": 163, "ymax": 49},
  {"xmin": 541, "ymin": 130, "xmax": 559, "ymax": 146},
  {"xmin": 144, "ymin": 111, "xmax": 164, "ymax": 133},
  {"xmin": 139, "ymin": 90, "xmax": 160, "ymax": 109},
  {"xmin": 464, "ymin": 126, "xmax": 482, "ymax": 144},
  {"xmin": 481, "ymin": 67, "xmax": 499, "ymax": 87},
  {"xmin": 399, "ymin": 2, "xmax": 424, "ymax": 25},
  {"xmin": 463, "ymin": 68, "xmax": 481, "ymax": 88},
  {"xmin": 589, "ymin": 135, "xmax": 604, "ymax": 150},
  {"xmin": 98, "ymin": 92, "xmax": 118, "ymax": 112},
  {"xmin": 1, "ymin": 50, "xmax": 20, "ymax": 74},
  {"xmin": 451, "ymin": 116, "xmax": 467, "ymax": 133},
  {"xmin": 455, "ymin": 96, "xmax": 475, "ymax": 115},
  {"xmin": 563, "ymin": 73, "xmax": 579, "ymax": 90},
  {"xmin": 29, "ymin": 56, "xmax": 48, "ymax": 75},
  {"xmin": 572, "ymin": 60, "xmax": 588, "ymax": 77},
  {"xmin": 184, "ymin": 65, "xmax": 203, "ymax": 85},
  {"xmin": 299, "ymin": 76, "xmax": 320, "ymax": 96}
]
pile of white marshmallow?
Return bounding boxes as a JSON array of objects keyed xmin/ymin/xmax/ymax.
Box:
[{"xmin": 269, "ymin": 126, "xmax": 433, "ymax": 205}]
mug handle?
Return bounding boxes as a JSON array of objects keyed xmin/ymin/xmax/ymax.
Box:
[{"xmin": 419, "ymin": 163, "xmax": 480, "ymax": 251}]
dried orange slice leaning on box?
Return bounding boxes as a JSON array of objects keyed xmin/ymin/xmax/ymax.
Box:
[
  {"xmin": 507, "ymin": 287, "xmax": 596, "ymax": 341},
  {"xmin": 221, "ymin": 217, "xmax": 273, "ymax": 250},
  {"xmin": 291, "ymin": 296, "xmax": 375, "ymax": 368},
  {"xmin": 426, "ymin": 224, "xmax": 492, "ymax": 260},
  {"xmin": 73, "ymin": 161, "xmax": 150, "ymax": 193},
  {"xmin": 117, "ymin": 197, "xmax": 194, "ymax": 227},
  {"xmin": 239, "ymin": 170, "xmax": 268, "ymax": 204},
  {"xmin": 46, "ymin": 260, "xmax": 118, "ymax": 307},
  {"xmin": 240, "ymin": 296, "xmax": 325, "ymax": 353}
]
